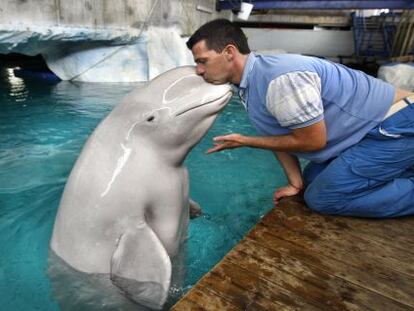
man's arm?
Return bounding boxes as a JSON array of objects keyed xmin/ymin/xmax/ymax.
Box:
[
  {"xmin": 272, "ymin": 151, "xmax": 303, "ymax": 204},
  {"xmin": 273, "ymin": 151, "xmax": 303, "ymax": 189},
  {"xmin": 207, "ymin": 119, "xmax": 327, "ymax": 153}
]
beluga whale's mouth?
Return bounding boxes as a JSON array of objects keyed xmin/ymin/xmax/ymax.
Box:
[{"xmin": 174, "ymin": 91, "xmax": 233, "ymax": 117}]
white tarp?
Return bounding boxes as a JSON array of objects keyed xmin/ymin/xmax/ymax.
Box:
[{"xmin": 378, "ymin": 63, "xmax": 414, "ymax": 91}]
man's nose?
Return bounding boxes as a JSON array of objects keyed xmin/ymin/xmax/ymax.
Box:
[{"xmin": 196, "ymin": 65, "xmax": 205, "ymax": 76}]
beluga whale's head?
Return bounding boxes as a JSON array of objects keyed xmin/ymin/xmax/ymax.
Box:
[{"xmin": 115, "ymin": 66, "xmax": 233, "ymax": 164}]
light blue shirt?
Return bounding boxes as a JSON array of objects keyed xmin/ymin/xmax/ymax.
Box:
[{"xmin": 238, "ymin": 53, "xmax": 395, "ymax": 163}]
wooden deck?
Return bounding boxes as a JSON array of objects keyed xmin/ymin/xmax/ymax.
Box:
[{"xmin": 171, "ymin": 196, "xmax": 414, "ymax": 311}]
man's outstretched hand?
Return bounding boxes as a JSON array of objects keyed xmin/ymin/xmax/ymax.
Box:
[{"xmin": 207, "ymin": 133, "xmax": 246, "ymax": 154}]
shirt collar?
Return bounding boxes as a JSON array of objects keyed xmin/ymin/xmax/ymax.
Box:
[{"xmin": 238, "ymin": 52, "xmax": 256, "ymax": 90}]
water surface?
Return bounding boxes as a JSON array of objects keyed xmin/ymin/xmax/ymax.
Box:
[{"xmin": 0, "ymin": 67, "xmax": 285, "ymax": 310}]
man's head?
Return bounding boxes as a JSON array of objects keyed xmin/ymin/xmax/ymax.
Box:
[{"xmin": 186, "ymin": 19, "xmax": 250, "ymax": 85}]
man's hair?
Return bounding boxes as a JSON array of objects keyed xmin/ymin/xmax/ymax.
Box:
[{"xmin": 186, "ymin": 19, "xmax": 250, "ymax": 54}]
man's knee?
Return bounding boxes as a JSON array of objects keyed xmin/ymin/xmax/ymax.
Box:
[
  {"xmin": 303, "ymin": 156, "xmax": 364, "ymax": 215},
  {"xmin": 304, "ymin": 184, "xmax": 324, "ymax": 213},
  {"xmin": 304, "ymin": 183, "xmax": 343, "ymax": 215}
]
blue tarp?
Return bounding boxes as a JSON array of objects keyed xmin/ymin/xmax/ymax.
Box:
[{"xmin": 218, "ymin": 1, "xmax": 414, "ymax": 10}]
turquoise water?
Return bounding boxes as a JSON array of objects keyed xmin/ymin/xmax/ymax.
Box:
[{"xmin": 0, "ymin": 67, "xmax": 285, "ymax": 310}]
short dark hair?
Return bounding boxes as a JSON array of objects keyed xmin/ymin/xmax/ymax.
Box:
[{"xmin": 186, "ymin": 19, "xmax": 250, "ymax": 54}]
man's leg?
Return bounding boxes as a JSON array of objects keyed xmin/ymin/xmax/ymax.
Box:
[
  {"xmin": 304, "ymin": 157, "xmax": 414, "ymax": 217},
  {"xmin": 302, "ymin": 161, "xmax": 331, "ymax": 186},
  {"xmin": 304, "ymin": 106, "xmax": 414, "ymax": 218}
]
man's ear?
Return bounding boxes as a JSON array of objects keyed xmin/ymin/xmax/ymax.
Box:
[{"xmin": 223, "ymin": 44, "xmax": 237, "ymax": 61}]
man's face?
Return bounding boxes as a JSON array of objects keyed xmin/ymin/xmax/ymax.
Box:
[{"xmin": 191, "ymin": 40, "xmax": 231, "ymax": 85}]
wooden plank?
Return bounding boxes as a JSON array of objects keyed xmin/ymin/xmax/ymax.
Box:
[
  {"xmin": 404, "ymin": 12, "xmax": 414, "ymax": 56},
  {"xmin": 173, "ymin": 197, "xmax": 414, "ymax": 310},
  {"xmin": 201, "ymin": 270, "xmax": 288, "ymax": 311},
  {"xmin": 225, "ymin": 249, "xmax": 362, "ymax": 311},
  {"xmin": 197, "ymin": 268, "xmax": 275, "ymax": 311},
  {"xmin": 232, "ymin": 237, "xmax": 411, "ymax": 311},
  {"xmin": 400, "ymin": 12, "xmax": 414, "ymax": 55},
  {"xmin": 261, "ymin": 205, "xmax": 414, "ymax": 277},
  {"xmin": 171, "ymin": 286, "xmax": 240, "ymax": 311},
  {"xmin": 391, "ymin": 55, "xmax": 414, "ymax": 62},
  {"xmin": 170, "ymin": 298, "xmax": 206, "ymax": 311},
  {"xmin": 391, "ymin": 10, "xmax": 406, "ymax": 56},
  {"xmin": 275, "ymin": 199, "xmax": 414, "ymax": 255},
  {"xmin": 203, "ymin": 260, "xmax": 322, "ymax": 311},
  {"xmin": 252, "ymin": 223, "xmax": 414, "ymax": 307}
]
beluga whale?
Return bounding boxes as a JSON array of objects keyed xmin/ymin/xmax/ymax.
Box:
[{"xmin": 50, "ymin": 66, "xmax": 233, "ymax": 309}]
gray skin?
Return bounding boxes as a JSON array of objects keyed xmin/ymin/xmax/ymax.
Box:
[{"xmin": 50, "ymin": 66, "xmax": 233, "ymax": 309}]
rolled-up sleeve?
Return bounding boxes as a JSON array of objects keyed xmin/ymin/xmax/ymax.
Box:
[{"xmin": 266, "ymin": 71, "xmax": 324, "ymax": 129}]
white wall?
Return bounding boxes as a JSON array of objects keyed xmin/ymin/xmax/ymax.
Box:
[{"xmin": 244, "ymin": 28, "xmax": 354, "ymax": 58}]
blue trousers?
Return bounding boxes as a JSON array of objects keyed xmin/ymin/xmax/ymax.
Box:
[{"xmin": 303, "ymin": 103, "xmax": 414, "ymax": 218}]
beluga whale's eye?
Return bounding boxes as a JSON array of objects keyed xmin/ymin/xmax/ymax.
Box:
[{"xmin": 146, "ymin": 116, "xmax": 155, "ymax": 122}]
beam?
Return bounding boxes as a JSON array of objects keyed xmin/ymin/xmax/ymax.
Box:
[{"xmin": 217, "ymin": 1, "xmax": 414, "ymax": 10}]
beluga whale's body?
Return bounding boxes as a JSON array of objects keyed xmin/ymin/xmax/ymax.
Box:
[{"xmin": 50, "ymin": 66, "xmax": 233, "ymax": 309}]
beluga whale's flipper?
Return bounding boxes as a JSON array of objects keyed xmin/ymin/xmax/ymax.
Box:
[
  {"xmin": 189, "ymin": 198, "xmax": 202, "ymax": 219},
  {"xmin": 110, "ymin": 222, "xmax": 172, "ymax": 310}
]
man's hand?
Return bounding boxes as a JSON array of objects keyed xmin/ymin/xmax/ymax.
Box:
[
  {"xmin": 207, "ymin": 124, "xmax": 320, "ymax": 206},
  {"xmin": 207, "ymin": 133, "xmax": 245, "ymax": 154},
  {"xmin": 207, "ymin": 120, "xmax": 327, "ymax": 155},
  {"xmin": 273, "ymin": 184, "xmax": 302, "ymax": 206}
]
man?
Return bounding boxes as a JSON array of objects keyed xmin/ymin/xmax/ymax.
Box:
[{"xmin": 186, "ymin": 19, "xmax": 414, "ymax": 218}]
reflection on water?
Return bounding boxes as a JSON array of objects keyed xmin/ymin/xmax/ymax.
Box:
[
  {"xmin": 48, "ymin": 240, "xmax": 188, "ymax": 311},
  {"xmin": 0, "ymin": 67, "xmax": 284, "ymax": 310},
  {"xmin": 5, "ymin": 68, "xmax": 28, "ymax": 102},
  {"xmin": 48, "ymin": 250, "xmax": 141, "ymax": 311}
]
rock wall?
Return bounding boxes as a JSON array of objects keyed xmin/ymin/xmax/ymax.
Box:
[{"xmin": 0, "ymin": 0, "xmax": 230, "ymax": 82}]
